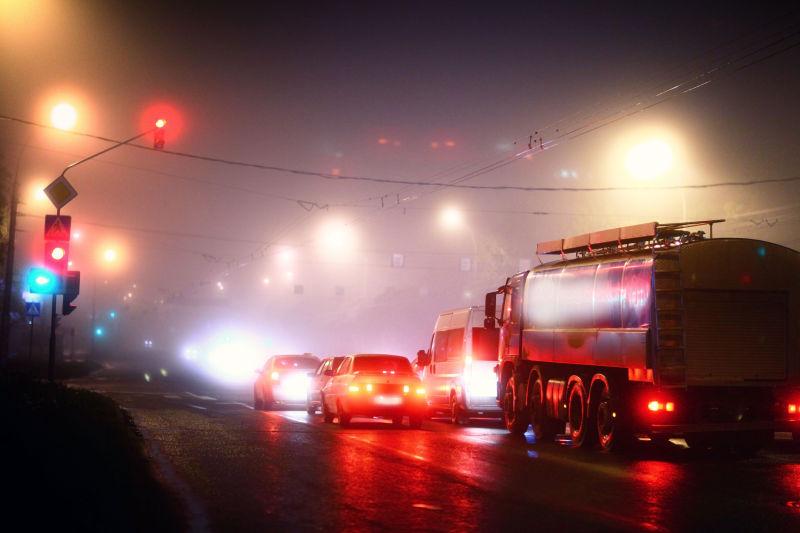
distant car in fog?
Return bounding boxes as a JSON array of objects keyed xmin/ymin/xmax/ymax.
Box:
[
  {"xmin": 254, "ymin": 354, "xmax": 319, "ymax": 410},
  {"xmin": 306, "ymin": 355, "xmax": 347, "ymax": 414},
  {"xmin": 417, "ymin": 306, "xmax": 502, "ymax": 424},
  {"xmin": 321, "ymin": 354, "xmax": 427, "ymax": 428}
]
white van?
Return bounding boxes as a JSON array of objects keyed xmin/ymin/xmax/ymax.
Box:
[{"xmin": 417, "ymin": 306, "xmax": 501, "ymax": 423}]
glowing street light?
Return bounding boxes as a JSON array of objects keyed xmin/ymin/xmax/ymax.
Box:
[
  {"xmin": 317, "ymin": 220, "xmax": 357, "ymax": 254},
  {"xmin": 625, "ymin": 139, "xmax": 674, "ymax": 181},
  {"xmin": 50, "ymin": 102, "xmax": 78, "ymax": 131},
  {"xmin": 440, "ymin": 206, "xmax": 464, "ymax": 230},
  {"xmin": 103, "ymin": 248, "xmax": 118, "ymax": 263}
]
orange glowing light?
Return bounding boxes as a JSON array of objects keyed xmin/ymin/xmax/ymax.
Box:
[
  {"xmin": 647, "ymin": 400, "xmax": 660, "ymax": 412},
  {"xmin": 50, "ymin": 247, "xmax": 65, "ymax": 260},
  {"xmin": 377, "ymin": 138, "xmax": 389, "ymax": 145},
  {"xmin": 365, "ymin": 383, "xmax": 373, "ymax": 392},
  {"xmin": 50, "ymin": 102, "xmax": 77, "ymax": 130},
  {"xmin": 348, "ymin": 384, "xmax": 360, "ymax": 393},
  {"xmin": 430, "ymin": 141, "xmax": 439, "ymax": 149},
  {"xmin": 155, "ymin": 118, "xmax": 167, "ymax": 128},
  {"xmin": 331, "ymin": 168, "xmax": 340, "ymax": 176},
  {"xmin": 403, "ymin": 385, "xmax": 410, "ymax": 394},
  {"xmin": 444, "ymin": 140, "xmax": 455, "ymax": 148},
  {"xmin": 789, "ymin": 404, "xmax": 798, "ymax": 414},
  {"xmin": 271, "ymin": 371, "xmax": 280, "ymax": 381},
  {"xmin": 665, "ymin": 402, "xmax": 675, "ymax": 412}
]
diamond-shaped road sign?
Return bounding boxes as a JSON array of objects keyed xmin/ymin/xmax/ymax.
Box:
[
  {"xmin": 25, "ymin": 301, "xmax": 41, "ymax": 318},
  {"xmin": 43, "ymin": 175, "xmax": 78, "ymax": 210}
]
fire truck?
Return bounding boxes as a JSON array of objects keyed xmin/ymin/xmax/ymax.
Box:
[{"xmin": 485, "ymin": 220, "xmax": 800, "ymax": 451}]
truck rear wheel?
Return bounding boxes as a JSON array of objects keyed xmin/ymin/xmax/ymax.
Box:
[
  {"xmin": 568, "ymin": 382, "xmax": 593, "ymax": 447},
  {"xmin": 503, "ymin": 377, "xmax": 529, "ymax": 436},
  {"xmin": 595, "ymin": 384, "xmax": 617, "ymax": 452}
]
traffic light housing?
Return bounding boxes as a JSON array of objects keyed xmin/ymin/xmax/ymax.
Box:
[
  {"xmin": 153, "ymin": 119, "xmax": 166, "ymax": 149},
  {"xmin": 44, "ymin": 215, "xmax": 71, "ymax": 275},
  {"xmin": 62, "ymin": 271, "xmax": 80, "ymax": 315}
]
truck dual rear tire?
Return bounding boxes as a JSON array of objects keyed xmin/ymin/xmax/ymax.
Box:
[{"xmin": 568, "ymin": 382, "xmax": 595, "ymax": 448}]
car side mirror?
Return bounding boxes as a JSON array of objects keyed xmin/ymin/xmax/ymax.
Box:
[
  {"xmin": 416, "ymin": 349, "xmax": 431, "ymax": 366},
  {"xmin": 324, "ymin": 369, "xmax": 335, "ymax": 377}
]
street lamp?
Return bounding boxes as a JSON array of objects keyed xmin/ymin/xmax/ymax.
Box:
[
  {"xmin": 625, "ymin": 139, "xmax": 674, "ymax": 181},
  {"xmin": 440, "ymin": 206, "xmax": 464, "ymax": 230},
  {"xmin": 103, "ymin": 247, "xmax": 118, "ymax": 264},
  {"xmin": 50, "ymin": 102, "xmax": 78, "ymax": 131}
]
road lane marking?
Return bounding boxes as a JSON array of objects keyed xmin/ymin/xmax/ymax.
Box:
[
  {"xmin": 163, "ymin": 394, "xmax": 182, "ymax": 399},
  {"xmin": 187, "ymin": 404, "xmax": 208, "ymax": 410},
  {"xmin": 184, "ymin": 392, "xmax": 218, "ymax": 401},
  {"xmin": 234, "ymin": 402, "xmax": 254, "ymax": 410}
]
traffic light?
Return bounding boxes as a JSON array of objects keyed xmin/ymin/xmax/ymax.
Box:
[
  {"xmin": 62, "ymin": 271, "xmax": 80, "ymax": 315},
  {"xmin": 44, "ymin": 215, "xmax": 71, "ymax": 275},
  {"xmin": 153, "ymin": 119, "xmax": 166, "ymax": 149},
  {"xmin": 27, "ymin": 267, "xmax": 62, "ymax": 294}
]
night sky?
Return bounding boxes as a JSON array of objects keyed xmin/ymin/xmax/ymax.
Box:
[{"xmin": 2, "ymin": 1, "xmax": 799, "ymax": 358}]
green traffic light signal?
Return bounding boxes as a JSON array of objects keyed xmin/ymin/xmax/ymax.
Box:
[{"xmin": 27, "ymin": 267, "xmax": 62, "ymax": 294}]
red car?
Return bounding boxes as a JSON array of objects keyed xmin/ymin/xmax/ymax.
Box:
[{"xmin": 321, "ymin": 354, "xmax": 426, "ymax": 428}]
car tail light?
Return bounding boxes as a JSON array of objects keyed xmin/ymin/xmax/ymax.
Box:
[
  {"xmin": 415, "ymin": 387, "xmax": 426, "ymax": 396},
  {"xmin": 365, "ymin": 383, "xmax": 373, "ymax": 392},
  {"xmin": 647, "ymin": 400, "xmax": 675, "ymax": 413},
  {"xmin": 348, "ymin": 385, "xmax": 360, "ymax": 393},
  {"xmin": 789, "ymin": 403, "xmax": 798, "ymax": 415},
  {"xmin": 271, "ymin": 371, "xmax": 280, "ymax": 381}
]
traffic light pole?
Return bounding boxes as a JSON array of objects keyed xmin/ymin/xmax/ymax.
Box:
[
  {"xmin": 48, "ymin": 293, "xmax": 57, "ymax": 382},
  {"xmin": 27, "ymin": 317, "xmax": 34, "ymax": 360}
]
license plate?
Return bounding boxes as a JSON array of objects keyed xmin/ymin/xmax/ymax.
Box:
[{"xmin": 375, "ymin": 395, "xmax": 402, "ymax": 405}]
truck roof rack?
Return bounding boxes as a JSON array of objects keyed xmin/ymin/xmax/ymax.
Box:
[{"xmin": 536, "ymin": 219, "xmax": 725, "ymax": 257}]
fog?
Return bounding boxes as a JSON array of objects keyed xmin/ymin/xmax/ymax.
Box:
[{"xmin": 2, "ymin": 2, "xmax": 799, "ymax": 373}]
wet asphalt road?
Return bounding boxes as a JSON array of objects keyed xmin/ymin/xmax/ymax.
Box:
[{"xmin": 71, "ymin": 364, "xmax": 800, "ymax": 532}]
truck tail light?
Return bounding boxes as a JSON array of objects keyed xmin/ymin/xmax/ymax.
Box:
[
  {"xmin": 647, "ymin": 400, "xmax": 675, "ymax": 413},
  {"xmin": 789, "ymin": 403, "xmax": 798, "ymax": 415}
]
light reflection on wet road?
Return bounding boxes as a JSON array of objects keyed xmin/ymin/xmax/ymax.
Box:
[{"xmin": 72, "ymin": 369, "xmax": 800, "ymax": 532}]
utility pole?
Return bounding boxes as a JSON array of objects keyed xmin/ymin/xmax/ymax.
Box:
[{"xmin": 0, "ymin": 166, "xmax": 21, "ymax": 362}]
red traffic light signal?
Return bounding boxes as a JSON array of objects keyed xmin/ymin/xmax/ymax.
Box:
[
  {"xmin": 154, "ymin": 118, "xmax": 166, "ymax": 149},
  {"xmin": 44, "ymin": 215, "xmax": 71, "ymax": 275}
]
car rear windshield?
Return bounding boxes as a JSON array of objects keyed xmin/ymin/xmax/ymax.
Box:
[
  {"xmin": 274, "ymin": 357, "xmax": 319, "ymax": 370},
  {"xmin": 352, "ymin": 356, "xmax": 413, "ymax": 374}
]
